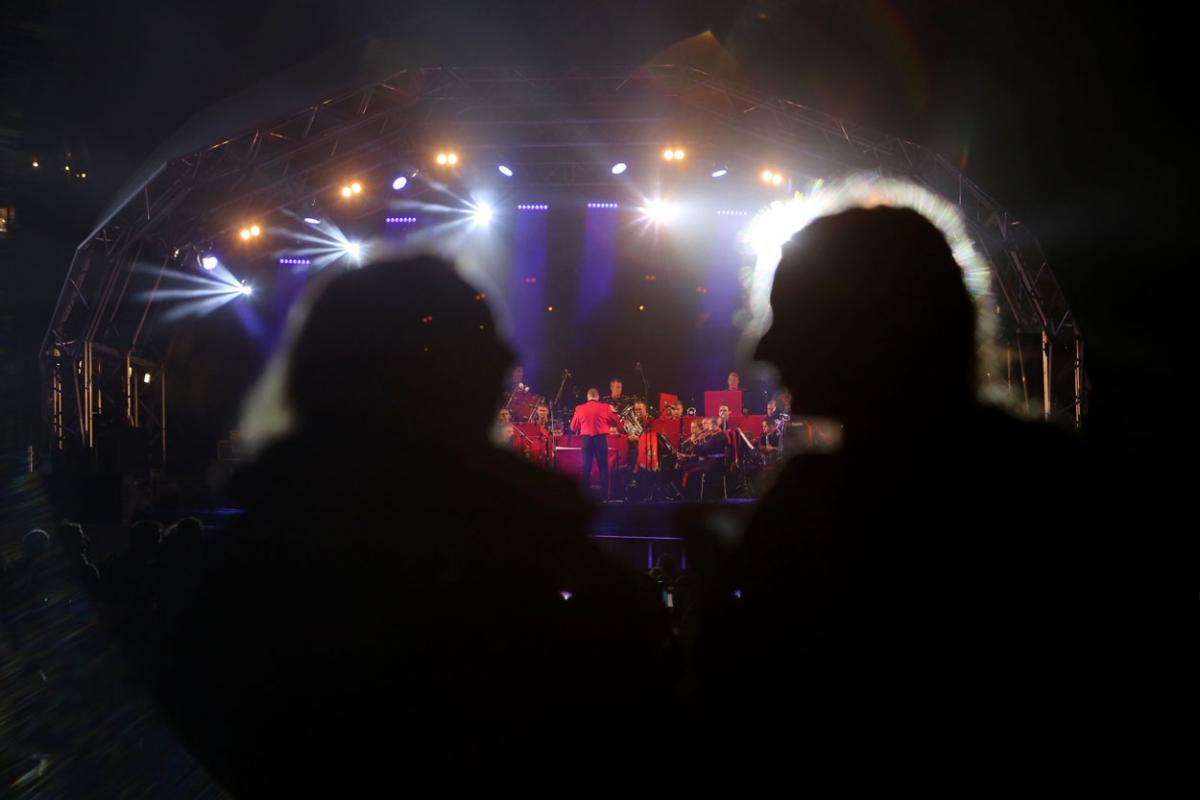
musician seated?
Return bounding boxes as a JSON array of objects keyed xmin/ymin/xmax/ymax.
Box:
[
  {"xmin": 675, "ymin": 419, "xmax": 728, "ymax": 499},
  {"xmin": 491, "ymin": 408, "xmax": 514, "ymax": 446},
  {"xmin": 759, "ymin": 418, "xmax": 783, "ymax": 462},
  {"xmin": 534, "ymin": 402, "xmax": 552, "ymax": 433},
  {"xmin": 628, "ymin": 401, "xmax": 652, "ymax": 439},
  {"xmin": 508, "ymin": 365, "xmax": 528, "ymax": 394}
]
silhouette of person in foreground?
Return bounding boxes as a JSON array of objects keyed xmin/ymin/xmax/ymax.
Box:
[
  {"xmin": 112, "ymin": 256, "xmax": 673, "ymax": 794},
  {"xmin": 694, "ymin": 206, "xmax": 1097, "ymax": 769}
]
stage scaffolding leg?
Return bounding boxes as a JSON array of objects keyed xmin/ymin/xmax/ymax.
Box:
[
  {"xmin": 1073, "ymin": 336, "xmax": 1085, "ymax": 429},
  {"xmin": 1041, "ymin": 330, "xmax": 1052, "ymax": 422},
  {"xmin": 160, "ymin": 370, "xmax": 167, "ymax": 465}
]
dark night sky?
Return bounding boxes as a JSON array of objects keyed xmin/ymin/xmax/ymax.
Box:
[{"xmin": 1, "ymin": 1, "xmax": 1190, "ymax": 451}]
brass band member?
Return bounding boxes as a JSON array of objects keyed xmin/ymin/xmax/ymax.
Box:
[
  {"xmin": 717, "ymin": 403, "xmax": 732, "ymax": 431},
  {"xmin": 534, "ymin": 402, "xmax": 552, "ymax": 433},
  {"xmin": 602, "ymin": 378, "xmax": 632, "ymax": 415},
  {"xmin": 759, "ymin": 418, "xmax": 782, "ymax": 462}
]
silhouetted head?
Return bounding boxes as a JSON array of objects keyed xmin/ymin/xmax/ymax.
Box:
[
  {"xmin": 22, "ymin": 529, "xmax": 50, "ymax": 559},
  {"xmin": 587, "ymin": 388, "xmax": 600, "ymax": 401},
  {"xmin": 652, "ymin": 553, "xmax": 680, "ymax": 580},
  {"xmin": 162, "ymin": 517, "xmax": 204, "ymax": 562},
  {"xmin": 609, "ymin": 379, "xmax": 623, "ymax": 398},
  {"xmin": 755, "ymin": 206, "xmax": 977, "ymax": 424},
  {"xmin": 57, "ymin": 522, "xmax": 88, "ymax": 556},
  {"xmin": 278, "ymin": 255, "xmax": 512, "ymax": 445}
]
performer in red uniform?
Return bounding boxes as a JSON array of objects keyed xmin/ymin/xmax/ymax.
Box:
[{"xmin": 570, "ymin": 388, "xmax": 621, "ymax": 498}]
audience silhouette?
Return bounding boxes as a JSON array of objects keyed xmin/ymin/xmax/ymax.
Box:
[
  {"xmin": 101, "ymin": 256, "xmax": 675, "ymax": 794},
  {"xmin": 693, "ymin": 206, "xmax": 1098, "ymax": 769}
]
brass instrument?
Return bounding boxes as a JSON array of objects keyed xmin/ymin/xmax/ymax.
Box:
[{"xmin": 621, "ymin": 404, "xmax": 645, "ymax": 438}]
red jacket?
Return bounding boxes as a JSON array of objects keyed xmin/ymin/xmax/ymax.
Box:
[{"xmin": 570, "ymin": 400, "xmax": 621, "ymax": 437}]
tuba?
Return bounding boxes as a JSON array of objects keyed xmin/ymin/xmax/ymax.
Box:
[{"xmin": 621, "ymin": 404, "xmax": 645, "ymax": 438}]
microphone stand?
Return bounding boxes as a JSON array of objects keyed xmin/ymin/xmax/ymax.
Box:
[
  {"xmin": 635, "ymin": 362, "xmax": 650, "ymax": 410},
  {"xmin": 551, "ymin": 369, "xmax": 571, "ymax": 469}
]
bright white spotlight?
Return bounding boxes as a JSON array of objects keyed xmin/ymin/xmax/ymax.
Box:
[
  {"xmin": 200, "ymin": 255, "xmax": 219, "ymax": 271},
  {"xmin": 644, "ymin": 199, "xmax": 677, "ymax": 224},
  {"xmin": 240, "ymin": 283, "xmax": 253, "ymax": 296},
  {"xmin": 392, "ymin": 176, "xmax": 408, "ymax": 191},
  {"xmin": 303, "ymin": 216, "xmax": 322, "ymax": 225},
  {"xmin": 711, "ymin": 168, "xmax": 728, "ymax": 178},
  {"xmin": 611, "ymin": 162, "xmax": 627, "ymax": 175},
  {"xmin": 344, "ymin": 241, "xmax": 363, "ymax": 262},
  {"xmin": 498, "ymin": 165, "xmax": 513, "ymax": 177},
  {"xmin": 474, "ymin": 202, "xmax": 494, "ymax": 225}
]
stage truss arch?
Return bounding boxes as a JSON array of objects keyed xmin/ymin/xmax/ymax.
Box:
[{"xmin": 40, "ymin": 64, "xmax": 1085, "ymax": 466}]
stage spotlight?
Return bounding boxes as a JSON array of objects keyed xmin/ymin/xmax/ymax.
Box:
[
  {"xmin": 240, "ymin": 283, "xmax": 253, "ymax": 296},
  {"xmin": 392, "ymin": 176, "xmax": 408, "ymax": 191},
  {"xmin": 250, "ymin": 224, "xmax": 261, "ymax": 237},
  {"xmin": 761, "ymin": 169, "xmax": 786, "ymax": 186},
  {"xmin": 498, "ymin": 165, "xmax": 513, "ymax": 177},
  {"xmin": 32, "ymin": 160, "xmax": 39, "ymax": 168},
  {"xmin": 143, "ymin": 372, "xmax": 151, "ymax": 384},
  {"xmin": 436, "ymin": 153, "xmax": 448, "ymax": 165},
  {"xmin": 663, "ymin": 148, "xmax": 675, "ymax": 161},
  {"xmin": 303, "ymin": 216, "xmax": 322, "ymax": 225},
  {"xmin": 343, "ymin": 241, "xmax": 363, "ymax": 262},
  {"xmin": 341, "ymin": 186, "xmax": 352, "ymax": 198},
  {"xmin": 644, "ymin": 199, "xmax": 676, "ymax": 224},
  {"xmin": 711, "ymin": 168, "xmax": 728, "ymax": 178},
  {"xmin": 474, "ymin": 202, "xmax": 494, "ymax": 225},
  {"xmin": 239, "ymin": 228, "xmax": 251, "ymax": 240},
  {"xmin": 611, "ymin": 162, "xmax": 628, "ymax": 175},
  {"xmin": 674, "ymin": 148, "xmax": 685, "ymax": 160},
  {"xmin": 447, "ymin": 153, "xmax": 458, "ymax": 165},
  {"xmin": 351, "ymin": 181, "xmax": 362, "ymax": 195},
  {"xmin": 200, "ymin": 255, "xmax": 219, "ymax": 271}
]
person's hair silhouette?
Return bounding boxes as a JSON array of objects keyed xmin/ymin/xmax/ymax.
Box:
[
  {"xmin": 693, "ymin": 204, "xmax": 1091, "ymax": 769},
  {"xmin": 112, "ymin": 255, "xmax": 674, "ymax": 794},
  {"xmin": 755, "ymin": 205, "xmax": 977, "ymax": 429}
]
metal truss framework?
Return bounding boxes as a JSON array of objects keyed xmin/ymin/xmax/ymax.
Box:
[{"xmin": 40, "ymin": 64, "xmax": 1085, "ymax": 464}]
